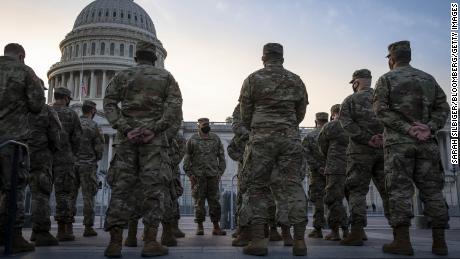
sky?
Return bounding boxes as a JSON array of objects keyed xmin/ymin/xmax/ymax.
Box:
[{"xmin": 0, "ymin": 0, "xmax": 453, "ymax": 126}]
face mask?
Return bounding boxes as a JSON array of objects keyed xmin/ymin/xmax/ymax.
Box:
[
  {"xmin": 91, "ymin": 110, "xmax": 96, "ymax": 119},
  {"xmin": 201, "ymin": 126, "xmax": 211, "ymax": 134}
]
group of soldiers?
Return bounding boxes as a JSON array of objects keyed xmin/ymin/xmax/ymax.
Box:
[{"xmin": 0, "ymin": 37, "xmax": 451, "ymax": 258}]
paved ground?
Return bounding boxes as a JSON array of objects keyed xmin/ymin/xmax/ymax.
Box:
[{"xmin": 2, "ymin": 216, "xmax": 460, "ymax": 258}]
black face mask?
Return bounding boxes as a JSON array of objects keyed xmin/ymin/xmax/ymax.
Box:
[
  {"xmin": 91, "ymin": 110, "xmax": 96, "ymax": 120},
  {"xmin": 201, "ymin": 126, "xmax": 211, "ymax": 134}
]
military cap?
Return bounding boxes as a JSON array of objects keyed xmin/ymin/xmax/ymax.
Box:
[
  {"xmin": 349, "ymin": 69, "xmax": 372, "ymax": 84},
  {"xmin": 386, "ymin": 40, "xmax": 411, "ymax": 58},
  {"xmin": 83, "ymin": 100, "xmax": 97, "ymax": 109},
  {"xmin": 263, "ymin": 43, "xmax": 283, "ymax": 57},
  {"xmin": 198, "ymin": 118, "xmax": 210, "ymax": 124},
  {"xmin": 331, "ymin": 104, "xmax": 341, "ymax": 114},
  {"xmin": 136, "ymin": 41, "xmax": 156, "ymax": 54},
  {"xmin": 54, "ymin": 87, "xmax": 73, "ymax": 99},
  {"xmin": 315, "ymin": 112, "xmax": 329, "ymax": 121}
]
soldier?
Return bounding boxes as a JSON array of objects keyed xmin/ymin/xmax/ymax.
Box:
[
  {"xmin": 183, "ymin": 118, "xmax": 227, "ymax": 236},
  {"xmin": 339, "ymin": 69, "xmax": 389, "ymax": 246},
  {"xmin": 51, "ymin": 87, "xmax": 82, "ymax": 241},
  {"xmin": 238, "ymin": 43, "xmax": 308, "ymax": 256},
  {"xmin": 73, "ymin": 100, "xmax": 104, "ymax": 237},
  {"xmin": 373, "ymin": 41, "xmax": 450, "ymax": 256},
  {"xmin": 103, "ymin": 41, "xmax": 183, "ymax": 258},
  {"xmin": 0, "ymin": 43, "xmax": 44, "ymax": 253},
  {"xmin": 28, "ymin": 80, "xmax": 62, "ymax": 246},
  {"xmin": 302, "ymin": 112, "xmax": 328, "ymax": 238},
  {"xmin": 318, "ymin": 104, "xmax": 349, "ymax": 241}
]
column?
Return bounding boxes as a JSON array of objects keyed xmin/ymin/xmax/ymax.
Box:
[
  {"xmin": 61, "ymin": 74, "xmax": 65, "ymax": 88},
  {"xmin": 68, "ymin": 72, "xmax": 74, "ymax": 97},
  {"xmin": 90, "ymin": 70, "xmax": 96, "ymax": 98},
  {"xmin": 48, "ymin": 78, "xmax": 54, "ymax": 103},
  {"xmin": 102, "ymin": 70, "xmax": 107, "ymax": 98}
]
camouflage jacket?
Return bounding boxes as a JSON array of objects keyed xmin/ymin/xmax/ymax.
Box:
[
  {"xmin": 302, "ymin": 127, "xmax": 326, "ymax": 175},
  {"xmin": 28, "ymin": 104, "xmax": 62, "ymax": 157},
  {"xmin": 77, "ymin": 116, "xmax": 104, "ymax": 166},
  {"xmin": 183, "ymin": 132, "xmax": 226, "ymax": 177},
  {"xmin": 103, "ymin": 63, "xmax": 183, "ymax": 146},
  {"xmin": 318, "ymin": 120, "xmax": 348, "ymax": 175},
  {"xmin": 0, "ymin": 56, "xmax": 45, "ymax": 141},
  {"xmin": 51, "ymin": 104, "xmax": 82, "ymax": 164},
  {"xmin": 170, "ymin": 133, "xmax": 186, "ymax": 166},
  {"xmin": 339, "ymin": 88, "xmax": 384, "ymax": 154},
  {"xmin": 239, "ymin": 63, "xmax": 308, "ymax": 133},
  {"xmin": 373, "ymin": 65, "xmax": 449, "ymax": 146},
  {"xmin": 228, "ymin": 103, "xmax": 249, "ymax": 162}
]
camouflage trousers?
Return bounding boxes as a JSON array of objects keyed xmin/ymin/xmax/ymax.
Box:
[
  {"xmin": 29, "ymin": 151, "xmax": 53, "ymax": 232},
  {"xmin": 385, "ymin": 141, "xmax": 449, "ymax": 228},
  {"xmin": 72, "ymin": 165, "xmax": 98, "ymax": 227},
  {"xmin": 346, "ymin": 152, "xmax": 389, "ymax": 227},
  {"xmin": 53, "ymin": 163, "xmax": 77, "ymax": 223},
  {"xmin": 308, "ymin": 171, "xmax": 326, "ymax": 229},
  {"xmin": 0, "ymin": 144, "xmax": 28, "ymax": 229},
  {"xmin": 324, "ymin": 174, "xmax": 348, "ymax": 229},
  {"xmin": 239, "ymin": 133, "xmax": 307, "ymax": 227},
  {"xmin": 105, "ymin": 141, "xmax": 172, "ymax": 230},
  {"xmin": 191, "ymin": 175, "xmax": 222, "ymax": 223}
]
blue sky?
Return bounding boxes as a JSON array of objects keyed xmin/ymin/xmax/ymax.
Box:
[{"xmin": 0, "ymin": 0, "xmax": 453, "ymax": 126}]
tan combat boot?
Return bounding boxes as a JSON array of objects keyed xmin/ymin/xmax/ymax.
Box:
[
  {"xmin": 125, "ymin": 220, "xmax": 138, "ymax": 247},
  {"xmin": 243, "ymin": 224, "xmax": 268, "ymax": 256},
  {"xmin": 83, "ymin": 226, "xmax": 98, "ymax": 237},
  {"xmin": 104, "ymin": 227, "xmax": 123, "ymax": 258},
  {"xmin": 324, "ymin": 226, "xmax": 341, "ymax": 241},
  {"xmin": 308, "ymin": 227, "xmax": 323, "ymax": 238},
  {"xmin": 161, "ymin": 222, "xmax": 177, "ymax": 247},
  {"xmin": 269, "ymin": 225, "xmax": 282, "ymax": 241},
  {"xmin": 196, "ymin": 222, "xmax": 204, "ymax": 235},
  {"xmin": 172, "ymin": 219, "xmax": 185, "ymax": 238},
  {"xmin": 293, "ymin": 223, "xmax": 307, "ymax": 256},
  {"xmin": 141, "ymin": 226, "xmax": 168, "ymax": 257},
  {"xmin": 34, "ymin": 231, "xmax": 59, "ymax": 246},
  {"xmin": 212, "ymin": 222, "xmax": 226, "ymax": 236},
  {"xmin": 232, "ymin": 226, "xmax": 251, "ymax": 247},
  {"xmin": 66, "ymin": 223, "xmax": 76, "ymax": 241},
  {"xmin": 432, "ymin": 228, "xmax": 448, "ymax": 255},
  {"xmin": 362, "ymin": 229, "xmax": 368, "ymax": 241},
  {"xmin": 232, "ymin": 226, "xmax": 241, "ymax": 238},
  {"xmin": 340, "ymin": 225, "xmax": 364, "ymax": 246},
  {"xmin": 57, "ymin": 222, "xmax": 74, "ymax": 241},
  {"xmin": 281, "ymin": 225, "xmax": 293, "ymax": 246},
  {"xmin": 382, "ymin": 226, "xmax": 414, "ymax": 255},
  {"xmin": 12, "ymin": 228, "xmax": 35, "ymax": 253}
]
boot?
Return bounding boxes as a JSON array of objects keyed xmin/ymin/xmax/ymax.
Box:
[
  {"xmin": 243, "ymin": 224, "xmax": 268, "ymax": 256},
  {"xmin": 362, "ymin": 229, "xmax": 368, "ymax": 241},
  {"xmin": 161, "ymin": 222, "xmax": 177, "ymax": 247},
  {"xmin": 34, "ymin": 231, "xmax": 59, "ymax": 246},
  {"xmin": 232, "ymin": 226, "xmax": 251, "ymax": 247},
  {"xmin": 30, "ymin": 231, "xmax": 36, "ymax": 242},
  {"xmin": 281, "ymin": 225, "xmax": 293, "ymax": 246},
  {"xmin": 340, "ymin": 225, "xmax": 364, "ymax": 246},
  {"xmin": 382, "ymin": 226, "xmax": 414, "ymax": 256},
  {"xmin": 432, "ymin": 228, "xmax": 448, "ymax": 255},
  {"xmin": 293, "ymin": 223, "xmax": 307, "ymax": 256},
  {"xmin": 66, "ymin": 223, "xmax": 76, "ymax": 241},
  {"xmin": 212, "ymin": 222, "xmax": 226, "ymax": 236},
  {"xmin": 83, "ymin": 226, "xmax": 98, "ymax": 237},
  {"xmin": 125, "ymin": 220, "xmax": 138, "ymax": 247},
  {"xmin": 308, "ymin": 227, "xmax": 323, "ymax": 238},
  {"xmin": 12, "ymin": 229, "xmax": 35, "ymax": 253},
  {"xmin": 324, "ymin": 226, "xmax": 341, "ymax": 241},
  {"xmin": 269, "ymin": 226, "xmax": 282, "ymax": 241},
  {"xmin": 57, "ymin": 222, "xmax": 74, "ymax": 241},
  {"xmin": 141, "ymin": 226, "xmax": 168, "ymax": 257},
  {"xmin": 232, "ymin": 226, "xmax": 241, "ymax": 238},
  {"xmin": 342, "ymin": 226, "xmax": 349, "ymax": 239},
  {"xmin": 172, "ymin": 220, "xmax": 185, "ymax": 238},
  {"xmin": 264, "ymin": 224, "xmax": 269, "ymax": 238},
  {"xmin": 104, "ymin": 227, "xmax": 123, "ymax": 258},
  {"xmin": 196, "ymin": 222, "xmax": 204, "ymax": 235}
]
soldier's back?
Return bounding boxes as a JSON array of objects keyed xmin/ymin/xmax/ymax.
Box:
[
  {"xmin": 52, "ymin": 105, "xmax": 79, "ymax": 162},
  {"xmin": 28, "ymin": 104, "xmax": 61, "ymax": 154},
  {"xmin": 303, "ymin": 128, "xmax": 325, "ymax": 163},
  {"xmin": 77, "ymin": 117, "xmax": 99, "ymax": 165},
  {"xmin": 321, "ymin": 120, "xmax": 348, "ymax": 174}
]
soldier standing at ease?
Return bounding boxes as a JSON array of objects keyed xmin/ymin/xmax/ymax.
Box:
[
  {"xmin": 183, "ymin": 118, "xmax": 227, "ymax": 236},
  {"xmin": 103, "ymin": 41, "xmax": 183, "ymax": 258},
  {"xmin": 239, "ymin": 43, "xmax": 308, "ymax": 256},
  {"xmin": 302, "ymin": 112, "xmax": 328, "ymax": 239},
  {"xmin": 318, "ymin": 104, "xmax": 349, "ymax": 241},
  {"xmin": 74, "ymin": 100, "xmax": 104, "ymax": 237},
  {"xmin": 52, "ymin": 87, "xmax": 82, "ymax": 242},
  {"xmin": 373, "ymin": 41, "xmax": 450, "ymax": 256},
  {"xmin": 0, "ymin": 43, "xmax": 44, "ymax": 253},
  {"xmin": 339, "ymin": 69, "xmax": 389, "ymax": 246}
]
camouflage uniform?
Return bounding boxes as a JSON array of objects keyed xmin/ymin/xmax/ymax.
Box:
[
  {"xmin": 52, "ymin": 89, "xmax": 82, "ymax": 224},
  {"xmin": 169, "ymin": 134, "xmax": 186, "ymax": 222},
  {"xmin": 0, "ymin": 55, "xmax": 45, "ymax": 230},
  {"xmin": 183, "ymin": 129, "xmax": 226, "ymax": 223},
  {"xmin": 339, "ymin": 70, "xmax": 389, "ymax": 228},
  {"xmin": 74, "ymin": 101, "xmax": 104, "ymax": 228},
  {"xmin": 103, "ymin": 55, "xmax": 182, "ymax": 231},
  {"xmin": 28, "ymin": 104, "xmax": 61, "ymax": 233},
  {"xmin": 318, "ymin": 117, "xmax": 349, "ymax": 230}
]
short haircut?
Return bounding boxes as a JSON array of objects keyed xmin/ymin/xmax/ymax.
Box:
[
  {"xmin": 54, "ymin": 92, "xmax": 67, "ymax": 100},
  {"xmin": 82, "ymin": 105, "xmax": 94, "ymax": 114},
  {"xmin": 4, "ymin": 43, "xmax": 25, "ymax": 55},
  {"xmin": 135, "ymin": 51, "xmax": 157, "ymax": 62}
]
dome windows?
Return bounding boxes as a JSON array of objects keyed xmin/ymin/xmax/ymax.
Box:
[
  {"xmin": 76, "ymin": 45, "xmax": 80, "ymax": 57},
  {"xmin": 121, "ymin": 12, "xmax": 124, "ymax": 18},
  {"xmin": 110, "ymin": 43, "xmax": 115, "ymax": 56},
  {"xmin": 83, "ymin": 43, "xmax": 87, "ymax": 56},
  {"xmin": 120, "ymin": 44, "xmax": 125, "ymax": 57},
  {"xmin": 100, "ymin": 42, "xmax": 105, "ymax": 55},
  {"xmin": 129, "ymin": 45, "xmax": 134, "ymax": 58},
  {"xmin": 91, "ymin": 42, "xmax": 96, "ymax": 55},
  {"xmin": 113, "ymin": 11, "xmax": 116, "ymax": 18}
]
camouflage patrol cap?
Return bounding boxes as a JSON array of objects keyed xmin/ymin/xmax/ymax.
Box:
[
  {"xmin": 263, "ymin": 43, "xmax": 283, "ymax": 57},
  {"xmin": 82, "ymin": 100, "xmax": 97, "ymax": 109},
  {"xmin": 315, "ymin": 112, "xmax": 329, "ymax": 121},
  {"xmin": 198, "ymin": 118, "xmax": 210, "ymax": 124},
  {"xmin": 54, "ymin": 87, "xmax": 73, "ymax": 100},
  {"xmin": 331, "ymin": 104, "xmax": 341, "ymax": 114},
  {"xmin": 349, "ymin": 69, "xmax": 372, "ymax": 84},
  {"xmin": 386, "ymin": 40, "xmax": 411, "ymax": 58},
  {"xmin": 136, "ymin": 41, "xmax": 156, "ymax": 55}
]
